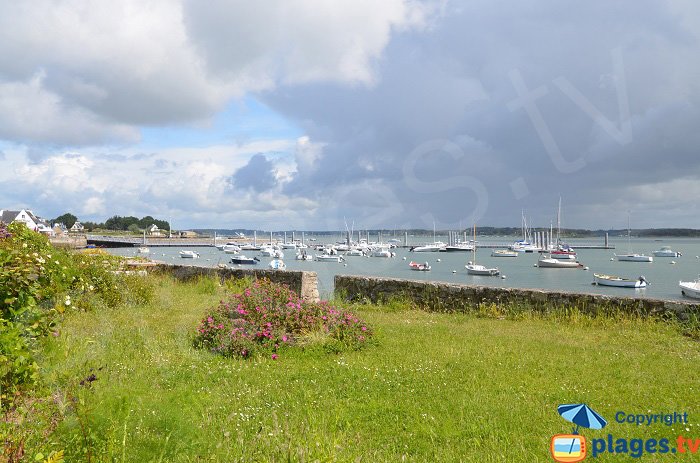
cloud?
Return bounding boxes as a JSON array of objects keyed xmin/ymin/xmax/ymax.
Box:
[
  {"xmin": 230, "ymin": 153, "xmax": 278, "ymax": 192},
  {"xmin": 0, "ymin": 0, "xmax": 432, "ymax": 147},
  {"xmin": 259, "ymin": 0, "xmax": 700, "ymax": 228}
]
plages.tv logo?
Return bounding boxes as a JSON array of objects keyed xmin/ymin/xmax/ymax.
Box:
[{"xmin": 551, "ymin": 403, "xmax": 608, "ymax": 462}]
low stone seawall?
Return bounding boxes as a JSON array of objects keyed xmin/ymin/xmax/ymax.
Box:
[
  {"xmin": 335, "ymin": 275, "xmax": 700, "ymax": 321},
  {"xmin": 154, "ymin": 264, "xmax": 319, "ymax": 302}
]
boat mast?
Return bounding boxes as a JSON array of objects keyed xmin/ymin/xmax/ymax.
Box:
[
  {"xmin": 472, "ymin": 224, "xmax": 477, "ymax": 265},
  {"xmin": 557, "ymin": 196, "xmax": 561, "ymax": 246}
]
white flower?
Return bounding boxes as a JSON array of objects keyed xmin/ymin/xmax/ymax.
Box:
[{"xmin": 89, "ymin": 285, "xmax": 94, "ymax": 291}]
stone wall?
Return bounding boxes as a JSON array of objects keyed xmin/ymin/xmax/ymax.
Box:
[
  {"xmin": 155, "ymin": 264, "xmax": 319, "ymax": 302},
  {"xmin": 335, "ymin": 275, "xmax": 700, "ymax": 321}
]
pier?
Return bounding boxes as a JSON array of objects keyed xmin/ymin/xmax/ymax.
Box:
[{"xmin": 87, "ymin": 234, "xmax": 218, "ymax": 248}]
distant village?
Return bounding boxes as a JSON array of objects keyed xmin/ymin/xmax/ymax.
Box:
[{"xmin": 0, "ymin": 209, "xmax": 200, "ymax": 238}]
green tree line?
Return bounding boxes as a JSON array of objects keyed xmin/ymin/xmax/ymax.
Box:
[{"xmin": 52, "ymin": 213, "xmax": 169, "ymax": 232}]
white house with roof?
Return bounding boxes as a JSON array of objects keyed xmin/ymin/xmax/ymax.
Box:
[
  {"xmin": 70, "ymin": 221, "xmax": 85, "ymax": 232},
  {"xmin": 147, "ymin": 224, "xmax": 163, "ymax": 236},
  {"xmin": 0, "ymin": 209, "xmax": 53, "ymax": 235}
]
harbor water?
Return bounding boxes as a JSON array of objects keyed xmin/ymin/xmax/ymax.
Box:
[{"xmin": 108, "ymin": 236, "xmax": 700, "ymax": 301}]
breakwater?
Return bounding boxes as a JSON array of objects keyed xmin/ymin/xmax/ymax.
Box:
[
  {"xmin": 153, "ymin": 264, "xmax": 319, "ymax": 302},
  {"xmin": 334, "ymin": 275, "xmax": 700, "ymax": 321}
]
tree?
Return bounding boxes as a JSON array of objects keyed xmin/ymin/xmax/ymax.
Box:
[
  {"xmin": 53, "ymin": 213, "xmax": 77, "ymax": 228},
  {"xmin": 127, "ymin": 223, "xmax": 141, "ymax": 233}
]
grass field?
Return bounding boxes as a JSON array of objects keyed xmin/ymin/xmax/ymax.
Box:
[{"xmin": 7, "ymin": 275, "xmax": 700, "ymax": 462}]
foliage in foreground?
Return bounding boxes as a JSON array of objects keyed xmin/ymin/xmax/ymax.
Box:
[
  {"xmin": 193, "ymin": 279, "xmax": 372, "ymax": 359},
  {"xmin": 0, "ymin": 222, "xmax": 153, "ymax": 407}
]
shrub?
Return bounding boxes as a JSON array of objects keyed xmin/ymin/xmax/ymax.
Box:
[
  {"xmin": 193, "ymin": 279, "xmax": 372, "ymax": 359},
  {"xmin": 0, "ymin": 223, "xmax": 153, "ymax": 405}
]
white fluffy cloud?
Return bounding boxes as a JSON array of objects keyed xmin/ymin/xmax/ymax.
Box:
[{"xmin": 0, "ymin": 0, "xmax": 432, "ymax": 146}]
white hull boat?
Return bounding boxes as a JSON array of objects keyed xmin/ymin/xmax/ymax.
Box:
[
  {"xmin": 594, "ymin": 273, "xmax": 647, "ymax": 288},
  {"xmin": 179, "ymin": 250, "xmax": 199, "ymax": 258},
  {"xmin": 491, "ymin": 249, "xmax": 518, "ymax": 257},
  {"xmin": 315, "ymin": 254, "xmax": 345, "ymax": 262},
  {"xmin": 295, "ymin": 252, "xmax": 313, "ymax": 261},
  {"xmin": 268, "ymin": 259, "xmax": 286, "ymax": 270},
  {"xmin": 537, "ymin": 257, "xmax": 581, "ymax": 268},
  {"xmin": 465, "ymin": 263, "xmax": 500, "ymax": 276},
  {"xmin": 653, "ymin": 246, "xmax": 681, "ymax": 257},
  {"xmin": 223, "ymin": 244, "xmax": 241, "ymax": 254},
  {"xmin": 679, "ymin": 279, "xmax": 700, "ymax": 299},
  {"xmin": 370, "ymin": 248, "xmax": 394, "ymax": 258},
  {"xmin": 137, "ymin": 246, "xmax": 150, "ymax": 254},
  {"xmin": 240, "ymin": 244, "xmax": 261, "ymax": 251},
  {"xmin": 345, "ymin": 249, "xmax": 365, "ymax": 257},
  {"xmin": 409, "ymin": 261, "xmax": 431, "ymax": 271},
  {"xmin": 411, "ymin": 243, "xmax": 445, "ymax": 252},
  {"xmin": 615, "ymin": 254, "xmax": 653, "ymax": 262},
  {"xmin": 280, "ymin": 243, "xmax": 297, "ymax": 250}
]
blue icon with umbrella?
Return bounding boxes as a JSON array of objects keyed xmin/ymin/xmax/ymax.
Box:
[
  {"xmin": 557, "ymin": 403, "xmax": 608, "ymax": 434},
  {"xmin": 550, "ymin": 404, "xmax": 607, "ymax": 462}
]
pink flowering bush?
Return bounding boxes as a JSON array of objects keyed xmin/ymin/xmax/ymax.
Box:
[{"xmin": 193, "ymin": 279, "xmax": 372, "ymax": 359}]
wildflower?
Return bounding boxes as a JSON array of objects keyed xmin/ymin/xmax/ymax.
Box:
[
  {"xmin": 282, "ymin": 335, "xmax": 288, "ymax": 342},
  {"xmin": 361, "ymin": 326, "xmax": 367, "ymax": 331},
  {"xmin": 271, "ymin": 354, "xmax": 278, "ymax": 360}
]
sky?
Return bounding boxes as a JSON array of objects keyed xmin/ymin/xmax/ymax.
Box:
[{"xmin": 1, "ymin": 0, "xmax": 699, "ymax": 231}]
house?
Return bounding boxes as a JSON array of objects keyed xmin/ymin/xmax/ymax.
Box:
[
  {"xmin": 0, "ymin": 209, "xmax": 52, "ymax": 234},
  {"xmin": 70, "ymin": 221, "xmax": 85, "ymax": 232},
  {"xmin": 53, "ymin": 223, "xmax": 68, "ymax": 236},
  {"xmin": 147, "ymin": 224, "xmax": 163, "ymax": 236}
]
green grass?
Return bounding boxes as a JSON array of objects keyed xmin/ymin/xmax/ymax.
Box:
[{"xmin": 8, "ymin": 275, "xmax": 700, "ymax": 462}]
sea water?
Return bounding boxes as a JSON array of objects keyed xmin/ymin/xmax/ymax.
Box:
[{"xmin": 107, "ymin": 236, "xmax": 700, "ymax": 301}]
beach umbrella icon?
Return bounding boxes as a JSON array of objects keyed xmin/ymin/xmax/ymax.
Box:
[{"xmin": 557, "ymin": 403, "xmax": 607, "ymax": 434}]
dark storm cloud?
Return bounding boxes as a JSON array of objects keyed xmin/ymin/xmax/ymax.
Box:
[
  {"xmin": 230, "ymin": 153, "xmax": 278, "ymax": 192},
  {"xmin": 261, "ymin": 0, "xmax": 700, "ymax": 228}
]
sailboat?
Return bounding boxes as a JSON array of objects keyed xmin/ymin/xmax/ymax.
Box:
[
  {"xmin": 509, "ymin": 211, "xmax": 539, "ymax": 252},
  {"xmin": 615, "ymin": 213, "xmax": 653, "ymax": 262},
  {"xmin": 466, "ymin": 225, "xmax": 500, "ymax": 276},
  {"xmin": 549, "ymin": 197, "xmax": 577, "ymax": 260}
]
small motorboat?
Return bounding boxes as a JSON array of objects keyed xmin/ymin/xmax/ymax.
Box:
[
  {"xmin": 615, "ymin": 253, "xmax": 653, "ymax": 262},
  {"xmin": 410, "ymin": 242, "xmax": 446, "ymax": 252},
  {"xmin": 137, "ymin": 246, "xmax": 150, "ymax": 254},
  {"xmin": 653, "ymin": 246, "xmax": 681, "ymax": 258},
  {"xmin": 295, "ymin": 252, "xmax": 313, "ymax": 261},
  {"xmin": 465, "ymin": 263, "xmax": 500, "ymax": 276},
  {"xmin": 594, "ymin": 273, "xmax": 647, "ymax": 288},
  {"xmin": 679, "ymin": 277, "xmax": 700, "ymax": 299},
  {"xmin": 443, "ymin": 243, "xmax": 474, "ymax": 252},
  {"xmin": 230, "ymin": 256, "xmax": 260, "ymax": 265},
  {"xmin": 491, "ymin": 249, "xmax": 518, "ymax": 257},
  {"xmin": 345, "ymin": 249, "xmax": 365, "ymax": 257},
  {"xmin": 409, "ymin": 261, "xmax": 431, "ymax": 271},
  {"xmin": 370, "ymin": 247, "xmax": 394, "ymax": 258},
  {"xmin": 537, "ymin": 256, "xmax": 582, "ymax": 268},
  {"xmin": 268, "ymin": 259, "xmax": 286, "ymax": 270},
  {"xmin": 240, "ymin": 244, "xmax": 261, "ymax": 251},
  {"xmin": 315, "ymin": 254, "xmax": 345, "ymax": 262},
  {"xmin": 179, "ymin": 250, "xmax": 199, "ymax": 258},
  {"xmin": 223, "ymin": 244, "xmax": 241, "ymax": 254}
]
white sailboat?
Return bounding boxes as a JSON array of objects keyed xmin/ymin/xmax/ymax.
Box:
[
  {"xmin": 509, "ymin": 211, "xmax": 539, "ymax": 252},
  {"xmin": 466, "ymin": 225, "xmax": 500, "ymax": 276},
  {"xmin": 615, "ymin": 213, "xmax": 653, "ymax": 262}
]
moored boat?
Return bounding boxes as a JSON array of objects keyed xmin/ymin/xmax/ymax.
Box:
[
  {"xmin": 653, "ymin": 246, "xmax": 681, "ymax": 257},
  {"xmin": 315, "ymin": 254, "xmax": 345, "ymax": 262},
  {"xmin": 268, "ymin": 259, "xmax": 286, "ymax": 270},
  {"xmin": 615, "ymin": 253, "xmax": 653, "ymax": 262},
  {"xmin": 230, "ymin": 255, "xmax": 259, "ymax": 265},
  {"xmin": 679, "ymin": 278, "xmax": 700, "ymax": 299},
  {"xmin": 409, "ymin": 261, "xmax": 431, "ymax": 271},
  {"xmin": 593, "ymin": 273, "xmax": 647, "ymax": 288},
  {"xmin": 466, "ymin": 224, "xmax": 499, "ymax": 276},
  {"xmin": 137, "ymin": 246, "xmax": 150, "ymax": 254},
  {"xmin": 537, "ymin": 256, "xmax": 582, "ymax": 268},
  {"xmin": 491, "ymin": 249, "xmax": 518, "ymax": 257},
  {"xmin": 179, "ymin": 250, "xmax": 199, "ymax": 258}
]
